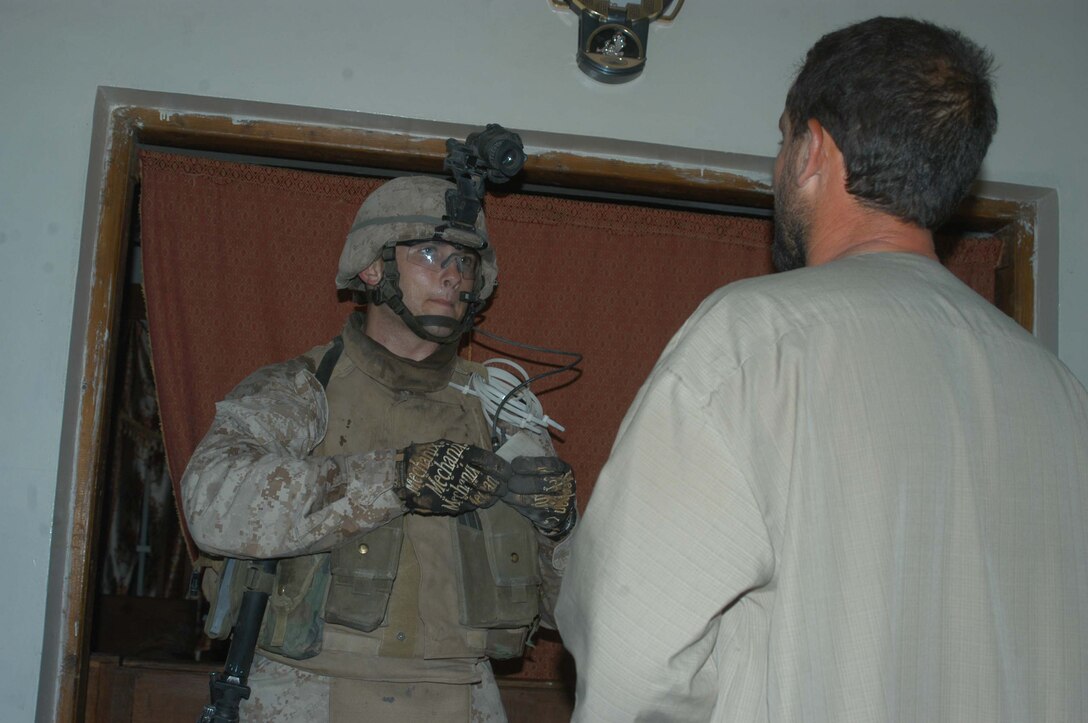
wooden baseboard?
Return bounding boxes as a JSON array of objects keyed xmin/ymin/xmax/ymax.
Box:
[{"xmin": 86, "ymin": 654, "xmax": 574, "ymax": 722}]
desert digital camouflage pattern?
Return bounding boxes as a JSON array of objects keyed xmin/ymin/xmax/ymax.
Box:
[
  {"xmin": 181, "ymin": 313, "xmax": 568, "ymax": 722},
  {"xmin": 182, "ymin": 354, "xmax": 406, "ymax": 560}
]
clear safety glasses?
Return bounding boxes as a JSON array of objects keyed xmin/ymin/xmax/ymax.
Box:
[{"xmin": 401, "ymin": 241, "xmax": 479, "ymax": 281}]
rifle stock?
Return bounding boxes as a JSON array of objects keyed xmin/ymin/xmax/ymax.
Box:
[{"xmin": 198, "ymin": 559, "xmax": 278, "ymax": 723}]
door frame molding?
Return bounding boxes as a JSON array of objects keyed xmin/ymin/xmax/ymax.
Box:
[{"xmin": 37, "ymin": 85, "xmax": 1053, "ymax": 721}]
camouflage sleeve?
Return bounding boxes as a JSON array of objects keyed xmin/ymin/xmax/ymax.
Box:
[
  {"xmin": 181, "ymin": 359, "xmax": 406, "ymax": 559},
  {"xmin": 494, "ymin": 419, "xmax": 575, "ymax": 630},
  {"xmin": 536, "ymin": 528, "xmax": 573, "ymax": 630},
  {"xmin": 534, "ymin": 426, "xmax": 574, "ymax": 630}
]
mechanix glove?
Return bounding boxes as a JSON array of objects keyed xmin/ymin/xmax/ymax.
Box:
[
  {"xmin": 396, "ymin": 439, "xmax": 511, "ymax": 516},
  {"xmin": 502, "ymin": 456, "xmax": 577, "ymax": 539}
]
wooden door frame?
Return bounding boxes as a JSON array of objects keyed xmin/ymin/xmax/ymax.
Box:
[{"xmin": 37, "ymin": 85, "xmax": 1054, "ymax": 722}]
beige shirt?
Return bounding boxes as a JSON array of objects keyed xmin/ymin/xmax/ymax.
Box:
[{"xmin": 556, "ymin": 253, "xmax": 1088, "ymax": 722}]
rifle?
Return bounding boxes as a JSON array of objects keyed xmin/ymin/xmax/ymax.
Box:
[{"xmin": 198, "ymin": 559, "xmax": 277, "ymax": 723}]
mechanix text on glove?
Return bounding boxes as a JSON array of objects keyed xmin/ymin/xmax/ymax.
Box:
[
  {"xmin": 502, "ymin": 456, "xmax": 577, "ymax": 539},
  {"xmin": 396, "ymin": 439, "xmax": 511, "ymax": 516}
]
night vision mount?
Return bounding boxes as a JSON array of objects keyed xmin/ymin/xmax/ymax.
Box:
[{"xmin": 443, "ymin": 124, "xmax": 526, "ymax": 232}]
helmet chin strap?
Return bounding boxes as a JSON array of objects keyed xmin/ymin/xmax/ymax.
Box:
[{"xmin": 371, "ymin": 246, "xmax": 480, "ymax": 345}]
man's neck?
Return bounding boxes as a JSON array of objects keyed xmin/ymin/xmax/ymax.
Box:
[{"xmin": 805, "ymin": 192, "xmax": 937, "ymax": 267}]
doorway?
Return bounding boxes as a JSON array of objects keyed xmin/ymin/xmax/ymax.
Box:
[{"xmin": 42, "ymin": 86, "xmax": 1045, "ymax": 723}]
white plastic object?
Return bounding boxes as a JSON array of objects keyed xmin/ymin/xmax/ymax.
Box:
[{"xmin": 449, "ymin": 358, "xmax": 565, "ymax": 434}]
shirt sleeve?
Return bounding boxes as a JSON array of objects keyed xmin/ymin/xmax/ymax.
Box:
[
  {"xmin": 180, "ymin": 358, "xmax": 406, "ymax": 559},
  {"xmin": 555, "ymin": 361, "xmax": 774, "ymax": 722}
]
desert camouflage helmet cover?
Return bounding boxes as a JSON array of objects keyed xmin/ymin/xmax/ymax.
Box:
[{"xmin": 336, "ymin": 175, "xmax": 497, "ymax": 299}]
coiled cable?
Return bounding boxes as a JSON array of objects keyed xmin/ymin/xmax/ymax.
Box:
[{"xmin": 452, "ymin": 327, "xmax": 582, "ymax": 446}]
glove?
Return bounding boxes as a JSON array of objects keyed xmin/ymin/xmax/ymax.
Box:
[
  {"xmin": 502, "ymin": 456, "xmax": 577, "ymax": 539},
  {"xmin": 395, "ymin": 439, "xmax": 511, "ymax": 515}
]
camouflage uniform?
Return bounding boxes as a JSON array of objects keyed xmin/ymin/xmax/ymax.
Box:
[{"xmin": 182, "ymin": 312, "xmax": 568, "ymax": 722}]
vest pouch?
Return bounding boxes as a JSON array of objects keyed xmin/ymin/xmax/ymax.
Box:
[
  {"xmin": 325, "ymin": 520, "xmax": 404, "ymax": 633},
  {"xmin": 258, "ymin": 553, "xmax": 330, "ymax": 660},
  {"xmin": 200, "ymin": 556, "xmax": 242, "ymax": 640},
  {"xmin": 482, "ymin": 626, "xmax": 532, "ymax": 661},
  {"xmin": 452, "ymin": 504, "xmax": 540, "ymax": 658}
]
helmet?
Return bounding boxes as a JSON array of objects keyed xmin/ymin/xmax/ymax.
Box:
[{"xmin": 336, "ymin": 175, "xmax": 498, "ymax": 300}]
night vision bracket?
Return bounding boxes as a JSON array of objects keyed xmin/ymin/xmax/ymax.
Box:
[{"xmin": 443, "ymin": 124, "xmax": 527, "ymax": 232}]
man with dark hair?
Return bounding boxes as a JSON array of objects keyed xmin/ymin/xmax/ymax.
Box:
[{"xmin": 556, "ymin": 17, "xmax": 1088, "ymax": 721}]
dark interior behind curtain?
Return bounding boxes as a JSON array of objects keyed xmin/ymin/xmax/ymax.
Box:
[
  {"xmin": 99, "ymin": 306, "xmax": 187, "ymax": 599},
  {"xmin": 138, "ymin": 149, "xmax": 1003, "ymax": 680}
]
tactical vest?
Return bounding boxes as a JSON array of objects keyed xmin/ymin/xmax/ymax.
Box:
[{"xmin": 257, "ymin": 314, "xmax": 541, "ymax": 675}]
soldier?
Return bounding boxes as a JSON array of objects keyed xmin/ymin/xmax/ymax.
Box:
[{"xmin": 182, "ymin": 174, "xmax": 576, "ymax": 722}]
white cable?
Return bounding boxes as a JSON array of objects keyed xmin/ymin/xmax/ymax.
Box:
[{"xmin": 449, "ymin": 358, "xmax": 565, "ymax": 434}]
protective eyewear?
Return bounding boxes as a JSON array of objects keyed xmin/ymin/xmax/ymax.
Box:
[{"xmin": 401, "ymin": 241, "xmax": 479, "ymax": 281}]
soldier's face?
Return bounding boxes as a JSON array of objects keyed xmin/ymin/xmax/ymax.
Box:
[{"xmin": 394, "ymin": 242, "xmax": 471, "ymax": 324}]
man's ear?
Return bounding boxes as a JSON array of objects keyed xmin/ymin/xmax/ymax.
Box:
[
  {"xmin": 796, "ymin": 118, "xmax": 827, "ymax": 186},
  {"xmin": 358, "ymin": 257, "xmax": 383, "ymax": 287}
]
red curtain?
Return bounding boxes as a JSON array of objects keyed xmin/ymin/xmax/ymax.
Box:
[{"xmin": 139, "ymin": 149, "xmax": 1003, "ymax": 679}]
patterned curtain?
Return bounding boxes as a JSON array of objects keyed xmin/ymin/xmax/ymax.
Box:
[{"xmin": 99, "ymin": 313, "xmax": 188, "ymax": 599}]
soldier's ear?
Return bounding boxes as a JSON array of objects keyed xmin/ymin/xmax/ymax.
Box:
[{"xmin": 358, "ymin": 258, "xmax": 383, "ymax": 287}]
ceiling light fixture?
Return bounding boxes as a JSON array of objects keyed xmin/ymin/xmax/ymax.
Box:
[{"xmin": 550, "ymin": 0, "xmax": 684, "ymax": 83}]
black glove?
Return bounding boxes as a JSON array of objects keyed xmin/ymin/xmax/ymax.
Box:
[
  {"xmin": 396, "ymin": 439, "xmax": 511, "ymax": 515},
  {"xmin": 502, "ymin": 456, "xmax": 577, "ymax": 539}
]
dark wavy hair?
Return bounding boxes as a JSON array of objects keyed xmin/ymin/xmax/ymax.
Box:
[{"xmin": 785, "ymin": 17, "xmax": 997, "ymax": 229}]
